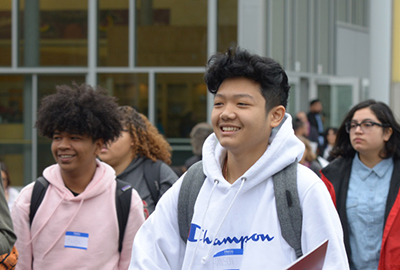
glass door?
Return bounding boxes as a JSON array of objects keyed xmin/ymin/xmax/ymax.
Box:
[{"xmin": 315, "ymin": 77, "xmax": 360, "ymax": 129}]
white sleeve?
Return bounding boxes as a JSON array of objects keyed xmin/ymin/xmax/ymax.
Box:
[
  {"xmin": 298, "ymin": 166, "xmax": 349, "ymax": 269},
  {"xmin": 129, "ymin": 177, "xmax": 186, "ymax": 270}
]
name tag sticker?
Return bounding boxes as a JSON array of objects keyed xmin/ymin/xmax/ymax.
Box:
[
  {"xmin": 213, "ymin": 248, "xmax": 243, "ymax": 270},
  {"xmin": 64, "ymin": 231, "xmax": 89, "ymax": 250}
]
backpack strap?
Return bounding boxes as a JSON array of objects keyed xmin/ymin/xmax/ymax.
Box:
[
  {"xmin": 115, "ymin": 179, "xmax": 132, "ymax": 253},
  {"xmin": 177, "ymin": 161, "xmax": 205, "ymax": 243},
  {"xmin": 177, "ymin": 158, "xmax": 303, "ymax": 259},
  {"xmin": 29, "ymin": 177, "xmax": 49, "ymax": 227},
  {"xmin": 143, "ymin": 159, "xmax": 163, "ymax": 204},
  {"xmin": 273, "ymin": 160, "xmax": 303, "ymax": 258}
]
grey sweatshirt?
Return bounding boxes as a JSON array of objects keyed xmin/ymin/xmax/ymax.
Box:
[{"xmin": 117, "ymin": 156, "xmax": 178, "ymax": 215}]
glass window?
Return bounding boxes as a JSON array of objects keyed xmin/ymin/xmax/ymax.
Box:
[
  {"xmin": 19, "ymin": 0, "xmax": 88, "ymax": 67},
  {"xmin": 98, "ymin": 0, "xmax": 129, "ymax": 66},
  {"xmin": 270, "ymin": 0, "xmax": 285, "ymax": 65},
  {"xmin": 217, "ymin": 0, "xmax": 237, "ymax": 52},
  {"xmin": 0, "ymin": 2, "xmax": 12, "ymax": 66},
  {"xmin": 136, "ymin": 0, "xmax": 208, "ymax": 66},
  {"xmin": 156, "ymin": 73, "xmax": 207, "ymax": 138},
  {"xmin": 36, "ymin": 75, "xmax": 86, "ymax": 179},
  {"xmin": 318, "ymin": 84, "xmax": 353, "ymax": 128},
  {"xmin": 0, "ymin": 75, "xmax": 27, "ymax": 187},
  {"xmin": 97, "ymin": 73, "xmax": 149, "ymax": 114}
]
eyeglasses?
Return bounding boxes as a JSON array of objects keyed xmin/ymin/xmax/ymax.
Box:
[{"xmin": 345, "ymin": 120, "xmax": 388, "ymax": 133}]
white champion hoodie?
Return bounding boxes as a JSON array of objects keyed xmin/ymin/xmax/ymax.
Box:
[{"xmin": 130, "ymin": 114, "xmax": 349, "ymax": 269}]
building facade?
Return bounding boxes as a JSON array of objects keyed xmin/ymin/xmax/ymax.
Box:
[{"xmin": 0, "ymin": 0, "xmax": 396, "ymax": 186}]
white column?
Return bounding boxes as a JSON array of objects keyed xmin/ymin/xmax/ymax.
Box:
[
  {"xmin": 207, "ymin": 0, "xmax": 217, "ymax": 124},
  {"xmin": 87, "ymin": 0, "xmax": 97, "ymax": 87},
  {"xmin": 238, "ymin": 0, "xmax": 267, "ymax": 56}
]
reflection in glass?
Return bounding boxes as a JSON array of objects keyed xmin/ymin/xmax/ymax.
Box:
[
  {"xmin": 0, "ymin": 2, "xmax": 12, "ymax": 66},
  {"xmin": 156, "ymin": 73, "xmax": 207, "ymax": 138},
  {"xmin": 217, "ymin": 0, "xmax": 237, "ymax": 53},
  {"xmin": 98, "ymin": 0, "xmax": 129, "ymax": 66},
  {"xmin": 98, "ymin": 73, "xmax": 149, "ymax": 114},
  {"xmin": 0, "ymin": 76, "xmax": 26, "ymax": 186},
  {"xmin": 136, "ymin": 0, "xmax": 207, "ymax": 66},
  {"xmin": 19, "ymin": 0, "xmax": 88, "ymax": 67},
  {"xmin": 318, "ymin": 84, "xmax": 353, "ymax": 128}
]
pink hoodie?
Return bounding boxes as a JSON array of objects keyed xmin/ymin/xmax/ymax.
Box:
[{"xmin": 12, "ymin": 160, "xmax": 144, "ymax": 270}]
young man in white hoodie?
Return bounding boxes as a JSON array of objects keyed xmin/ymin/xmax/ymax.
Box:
[
  {"xmin": 129, "ymin": 47, "xmax": 349, "ymax": 269},
  {"xmin": 12, "ymin": 83, "xmax": 145, "ymax": 269}
]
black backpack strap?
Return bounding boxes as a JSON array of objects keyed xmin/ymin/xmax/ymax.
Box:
[
  {"xmin": 273, "ymin": 160, "xmax": 303, "ymax": 258},
  {"xmin": 29, "ymin": 177, "xmax": 49, "ymax": 227},
  {"xmin": 143, "ymin": 159, "xmax": 162, "ymax": 204},
  {"xmin": 115, "ymin": 179, "xmax": 132, "ymax": 253},
  {"xmin": 177, "ymin": 161, "xmax": 205, "ymax": 243}
]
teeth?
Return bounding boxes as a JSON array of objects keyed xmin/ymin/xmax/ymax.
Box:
[
  {"xmin": 222, "ymin": 127, "xmax": 239, "ymax": 131},
  {"xmin": 60, "ymin": 155, "xmax": 73, "ymax": 158}
]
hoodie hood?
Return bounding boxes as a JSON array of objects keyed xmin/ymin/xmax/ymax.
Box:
[
  {"xmin": 42, "ymin": 159, "xmax": 115, "ymax": 201},
  {"xmin": 29, "ymin": 160, "xmax": 117, "ymax": 257},
  {"xmin": 202, "ymin": 113, "xmax": 304, "ymax": 192},
  {"xmin": 130, "ymin": 113, "xmax": 349, "ymax": 270}
]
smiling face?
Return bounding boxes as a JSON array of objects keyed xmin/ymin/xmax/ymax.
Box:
[
  {"xmin": 51, "ymin": 131, "xmax": 103, "ymax": 178},
  {"xmin": 211, "ymin": 77, "xmax": 284, "ymax": 158},
  {"xmin": 349, "ymin": 107, "xmax": 393, "ymax": 158}
]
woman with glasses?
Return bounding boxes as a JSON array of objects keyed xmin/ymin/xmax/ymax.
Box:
[{"xmin": 320, "ymin": 99, "xmax": 400, "ymax": 270}]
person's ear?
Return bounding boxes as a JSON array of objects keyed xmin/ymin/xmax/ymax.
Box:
[
  {"xmin": 269, "ymin": 105, "xmax": 286, "ymax": 128},
  {"xmin": 94, "ymin": 139, "xmax": 104, "ymax": 155},
  {"xmin": 383, "ymin": 127, "xmax": 393, "ymax": 142}
]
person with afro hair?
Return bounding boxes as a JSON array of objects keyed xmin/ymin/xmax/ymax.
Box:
[
  {"xmin": 11, "ymin": 83, "xmax": 144, "ymax": 270},
  {"xmin": 99, "ymin": 106, "xmax": 178, "ymax": 218}
]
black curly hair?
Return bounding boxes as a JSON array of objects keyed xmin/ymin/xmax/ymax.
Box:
[
  {"xmin": 204, "ymin": 47, "xmax": 290, "ymax": 112},
  {"xmin": 35, "ymin": 83, "xmax": 122, "ymax": 144}
]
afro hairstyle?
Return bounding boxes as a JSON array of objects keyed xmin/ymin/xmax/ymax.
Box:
[{"xmin": 35, "ymin": 83, "xmax": 122, "ymax": 144}]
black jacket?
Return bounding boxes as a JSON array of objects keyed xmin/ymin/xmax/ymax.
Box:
[{"xmin": 320, "ymin": 156, "xmax": 400, "ymax": 265}]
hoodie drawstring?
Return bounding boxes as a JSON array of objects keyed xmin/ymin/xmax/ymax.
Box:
[
  {"xmin": 188, "ymin": 179, "xmax": 219, "ymax": 270},
  {"xmin": 200, "ymin": 177, "xmax": 246, "ymax": 264},
  {"xmin": 42, "ymin": 198, "xmax": 85, "ymax": 257},
  {"xmin": 28, "ymin": 191, "xmax": 67, "ymax": 247}
]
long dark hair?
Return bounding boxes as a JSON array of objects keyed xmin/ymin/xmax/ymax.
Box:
[
  {"xmin": 0, "ymin": 161, "xmax": 11, "ymax": 188},
  {"xmin": 331, "ymin": 99, "xmax": 400, "ymax": 160}
]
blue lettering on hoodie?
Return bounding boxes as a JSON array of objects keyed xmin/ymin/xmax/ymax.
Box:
[{"xmin": 187, "ymin": 223, "xmax": 274, "ymax": 249}]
